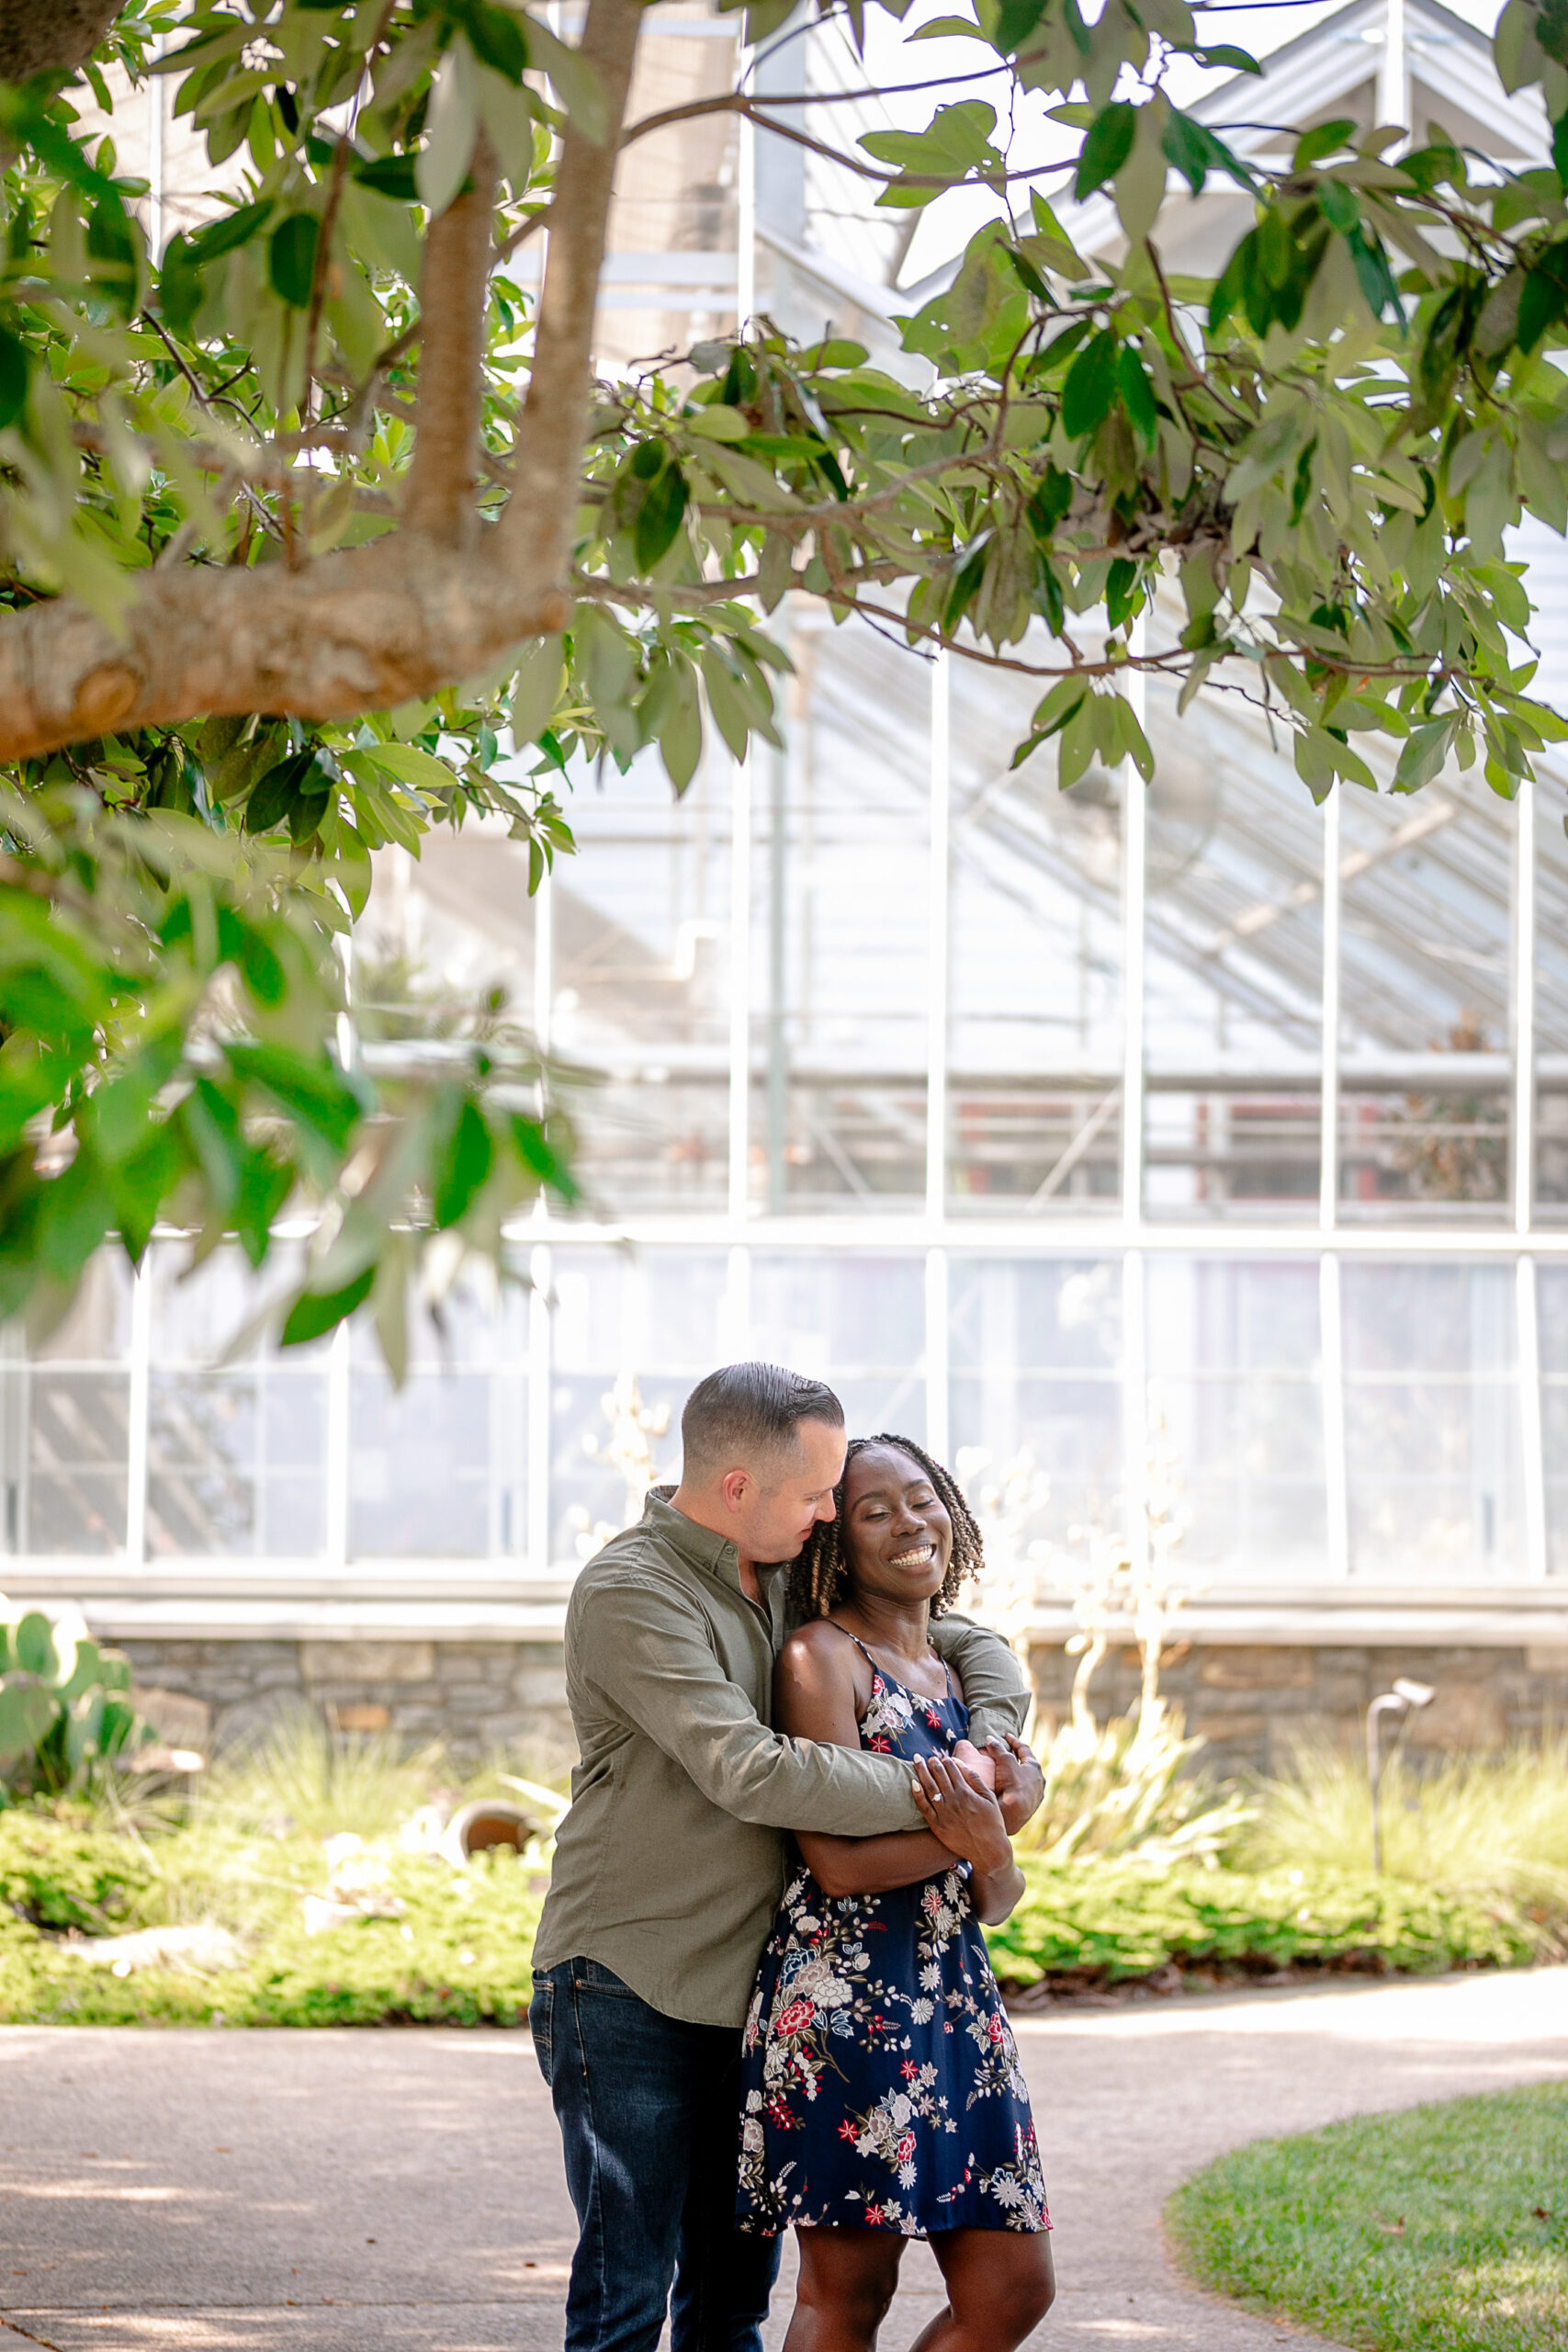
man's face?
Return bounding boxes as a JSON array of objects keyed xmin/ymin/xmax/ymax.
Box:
[{"xmin": 730, "ymin": 1417, "xmax": 846, "ymax": 1563}]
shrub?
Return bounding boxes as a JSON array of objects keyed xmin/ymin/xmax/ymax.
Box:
[
  {"xmin": 1238, "ymin": 1736, "xmax": 1568, "ymax": 1949},
  {"xmin": 0, "ymin": 1603, "xmax": 146, "ymax": 1801},
  {"xmin": 983, "ymin": 1856, "xmax": 1534, "ymax": 1987}
]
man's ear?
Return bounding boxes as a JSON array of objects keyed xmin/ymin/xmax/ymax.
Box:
[{"xmin": 720, "ymin": 1467, "xmax": 752, "ymax": 1514}]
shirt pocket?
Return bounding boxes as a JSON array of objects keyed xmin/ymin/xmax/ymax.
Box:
[{"xmin": 528, "ymin": 1980, "xmax": 555, "ymax": 2087}]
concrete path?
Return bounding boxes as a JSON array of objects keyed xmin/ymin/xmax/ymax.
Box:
[{"xmin": 0, "ymin": 1967, "xmax": 1562, "ymax": 2352}]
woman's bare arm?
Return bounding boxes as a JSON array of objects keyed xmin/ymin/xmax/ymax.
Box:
[
  {"xmin": 775, "ymin": 1625, "xmax": 957, "ymax": 1898},
  {"xmin": 912, "ymin": 1753, "xmax": 1026, "ymax": 1926}
]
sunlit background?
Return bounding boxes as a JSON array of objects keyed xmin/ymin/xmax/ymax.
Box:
[{"xmin": 6, "ymin": 0, "xmax": 1568, "ymax": 1752}]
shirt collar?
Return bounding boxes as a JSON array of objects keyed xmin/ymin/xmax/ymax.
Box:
[
  {"xmin": 643, "ymin": 1486, "xmax": 789, "ymax": 1594},
  {"xmin": 644, "ymin": 1486, "xmax": 741, "ymax": 1587}
]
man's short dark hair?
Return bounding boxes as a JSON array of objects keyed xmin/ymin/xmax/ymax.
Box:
[{"xmin": 681, "ymin": 1362, "xmax": 844, "ymax": 1480}]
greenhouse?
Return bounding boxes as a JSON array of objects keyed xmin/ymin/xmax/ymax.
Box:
[{"xmin": 4, "ymin": 0, "xmax": 1567, "ymax": 1764}]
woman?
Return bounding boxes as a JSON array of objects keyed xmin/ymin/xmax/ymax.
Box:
[{"xmin": 737, "ymin": 1433, "xmax": 1054, "ymax": 2352}]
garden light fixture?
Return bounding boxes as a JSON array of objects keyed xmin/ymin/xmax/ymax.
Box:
[{"xmin": 1367, "ymin": 1680, "xmax": 1436, "ymax": 1873}]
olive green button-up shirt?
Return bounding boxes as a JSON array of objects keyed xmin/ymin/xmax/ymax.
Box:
[{"xmin": 533, "ymin": 1488, "xmax": 1030, "ymax": 2028}]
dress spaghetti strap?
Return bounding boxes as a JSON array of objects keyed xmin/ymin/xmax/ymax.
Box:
[{"xmin": 821, "ymin": 1618, "xmax": 957, "ymax": 1702}]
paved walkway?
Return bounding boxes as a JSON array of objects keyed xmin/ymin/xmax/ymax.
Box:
[{"xmin": 1, "ymin": 1967, "xmax": 1563, "ymax": 2352}]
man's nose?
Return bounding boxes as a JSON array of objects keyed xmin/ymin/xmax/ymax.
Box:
[{"xmin": 814, "ymin": 1493, "xmax": 836, "ymax": 1522}]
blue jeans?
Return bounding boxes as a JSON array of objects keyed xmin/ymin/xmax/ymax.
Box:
[{"xmin": 530, "ymin": 1957, "xmax": 782, "ymax": 2352}]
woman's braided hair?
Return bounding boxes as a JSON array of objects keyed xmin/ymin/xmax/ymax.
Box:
[{"xmin": 788, "ymin": 1433, "xmax": 986, "ymax": 1623}]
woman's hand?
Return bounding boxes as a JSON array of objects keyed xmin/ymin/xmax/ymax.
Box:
[{"xmin": 910, "ymin": 1753, "xmax": 1012, "ymax": 1877}]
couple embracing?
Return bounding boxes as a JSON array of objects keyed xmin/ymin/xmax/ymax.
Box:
[{"xmin": 532, "ymin": 1363, "xmax": 1055, "ymax": 2352}]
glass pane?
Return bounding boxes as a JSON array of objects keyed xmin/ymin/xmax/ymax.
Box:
[
  {"xmin": 750, "ymin": 617, "xmax": 928, "ymax": 1212},
  {"xmin": 508, "ymin": 8, "xmax": 742, "ymax": 381},
  {"xmin": 750, "ymin": 1254, "xmax": 927, "ymax": 1439},
  {"xmin": 1143, "ymin": 664, "xmax": 1324, "ymax": 1219},
  {"xmin": 1342, "ymin": 1261, "xmax": 1521, "ymax": 1580},
  {"xmin": 949, "ymin": 1258, "xmax": 1122, "ymax": 1547},
  {"xmin": 1534, "ymin": 1264, "xmax": 1568, "ymax": 1573},
  {"xmin": 1534, "ymin": 768, "xmax": 1568, "ymax": 1218},
  {"xmin": 1338, "ymin": 776, "xmax": 1514, "ymax": 1221},
  {"xmin": 0, "ymin": 1256, "xmax": 131, "ymax": 1556},
  {"xmin": 553, "ymin": 745, "xmax": 732, "ymax": 1213},
  {"xmin": 349, "ymin": 1277, "xmax": 528, "ymax": 1559},
  {"xmin": 355, "ymin": 823, "xmax": 539, "ymax": 1045},
  {"xmin": 147, "ymin": 1245, "xmax": 327, "ymax": 1559},
  {"xmin": 550, "ymin": 1249, "xmax": 730, "ymax": 1560},
  {"xmin": 946, "ymin": 645, "xmax": 1122, "ymax": 1211},
  {"xmin": 1146, "ymin": 1258, "xmax": 1325, "ymax": 1578}
]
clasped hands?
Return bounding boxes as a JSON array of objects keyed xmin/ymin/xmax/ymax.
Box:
[{"xmin": 909, "ymin": 1734, "xmax": 1043, "ymax": 1875}]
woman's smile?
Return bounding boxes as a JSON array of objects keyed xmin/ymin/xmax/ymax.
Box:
[{"xmin": 888, "ymin": 1539, "xmax": 938, "ymax": 1569}]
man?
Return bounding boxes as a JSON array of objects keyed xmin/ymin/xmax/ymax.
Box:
[{"xmin": 531, "ymin": 1362, "xmax": 1042, "ymax": 2352}]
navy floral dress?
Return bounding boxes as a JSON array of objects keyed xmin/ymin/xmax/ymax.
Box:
[{"xmin": 736, "ymin": 1633, "xmax": 1049, "ymax": 2239}]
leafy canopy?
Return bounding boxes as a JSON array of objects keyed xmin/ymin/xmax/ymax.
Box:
[{"xmin": 4, "ymin": 0, "xmax": 1568, "ymax": 1356}]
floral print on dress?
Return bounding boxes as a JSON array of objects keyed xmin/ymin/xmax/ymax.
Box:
[{"xmin": 736, "ymin": 1637, "xmax": 1049, "ymax": 2239}]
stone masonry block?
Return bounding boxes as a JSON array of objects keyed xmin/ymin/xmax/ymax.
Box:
[
  {"xmin": 1191, "ymin": 1713, "xmax": 1266, "ymax": 1747},
  {"xmin": 1407, "ymin": 1682, "xmax": 1507, "ymax": 1753},
  {"xmin": 299, "ymin": 1640, "xmax": 435, "ymax": 1685},
  {"xmin": 1198, "ymin": 1647, "xmax": 1314, "ymax": 1690},
  {"xmin": 130, "ymin": 1687, "xmax": 212, "ymax": 1751}
]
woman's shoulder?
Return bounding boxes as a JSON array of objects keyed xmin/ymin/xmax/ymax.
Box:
[{"xmin": 776, "ymin": 1617, "xmax": 865, "ymax": 1691}]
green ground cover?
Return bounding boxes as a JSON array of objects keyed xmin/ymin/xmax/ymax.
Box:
[
  {"xmin": 0, "ymin": 1807, "xmax": 1532, "ymax": 2028},
  {"xmin": 1167, "ymin": 2084, "xmax": 1568, "ymax": 2352},
  {"xmin": 0, "ymin": 1710, "xmax": 1561, "ymax": 2027}
]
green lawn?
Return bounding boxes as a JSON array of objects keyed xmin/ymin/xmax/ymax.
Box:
[{"xmin": 1166, "ymin": 2083, "xmax": 1568, "ymax": 2352}]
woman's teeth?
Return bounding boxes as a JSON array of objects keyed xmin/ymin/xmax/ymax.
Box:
[{"xmin": 891, "ymin": 1543, "xmax": 934, "ymax": 1566}]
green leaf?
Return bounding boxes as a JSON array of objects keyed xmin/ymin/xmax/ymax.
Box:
[
  {"xmin": 269, "ymin": 212, "xmax": 320, "ymax": 309},
  {"xmin": 419, "ymin": 36, "xmax": 481, "ymax": 212},
  {"xmin": 1061, "ymin": 330, "xmax": 1119, "ymax": 438},
  {"xmin": 1116, "ymin": 345, "xmax": 1158, "ymax": 449},
  {"xmin": 244, "ymin": 751, "xmax": 319, "ymax": 834},
  {"xmin": 1075, "ymin": 103, "xmax": 1136, "ymax": 201},
  {"xmin": 0, "ymin": 322, "xmax": 28, "ymax": 430},
  {"xmin": 509, "ymin": 1112, "xmax": 579, "ymax": 1200},
  {"xmin": 458, "ymin": 1, "xmax": 529, "ymax": 81},
  {"xmin": 1106, "ymin": 559, "xmax": 1140, "ymax": 632},
  {"xmin": 353, "ymin": 152, "xmax": 420, "ymax": 202},
  {"xmin": 185, "ymin": 198, "xmax": 275, "ymax": 267},
  {"xmin": 1027, "ymin": 466, "xmax": 1073, "ymax": 540},
  {"xmin": 651, "ymin": 655, "xmax": 703, "ymax": 793},
  {"xmin": 434, "ymin": 1096, "xmax": 495, "ymax": 1227},
  {"xmin": 355, "ymin": 741, "xmax": 454, "ymax": 793},
  {"xmin": 1394, "ymin": 718, "xmax": 1451, "ymax": 794},
  {"xmin": 1294, "ymin": 119, "xmax": 1358, "ymax": 171},
  {"xmin": 522, "ymin": 14, "xmax": 609, "ymax": 145},
  {"xmin": 1192, "ymin": 44, "xmax": 1262, "ymax": 74},
  {"xmin": 634, "ymin": 461, "xmax": 690, "ymax": 571},
  {"xmin": 994, "ymin": 0, "xmax": 1048, "ymax": 52},
  {"xmin": 224, "ymin": 1044, "xmax": 364, "ymax": 1154},
  {"xmin": 512, "ymin": 637, "xmax": 565, "ymax": 747},
  {"xmin": 281, "ymin": 1266, "xmax": 375, "ymax": 1348}
]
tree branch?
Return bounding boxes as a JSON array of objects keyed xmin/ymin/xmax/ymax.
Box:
[
  {"xmin": 497, "ymin": 0, "xmax": 644, "ymax": 595},
  {"xmin": 0, "ymin": 0, "xmax": 120, "ymax": 82},
  {"xmin": 401, "ymin": 136, "xmax": 501, "ymax": 547},
  {"xmin": 0, "ymin": 539, "xmax": 561, "ymax": 760}
]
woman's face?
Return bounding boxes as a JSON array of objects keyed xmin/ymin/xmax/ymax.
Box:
[{"xmin": 840, "ymin": 1443, "xmax": 953, "ymax": 1607}]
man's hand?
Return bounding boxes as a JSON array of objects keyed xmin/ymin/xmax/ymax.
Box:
[
  {"xmin": 986, "ymin": 1735, "xmax": 1044, "ymax": 1836},
  {"xmin": 950, "ymin": 1736, "xmax": 997, "ymax": 1792}
]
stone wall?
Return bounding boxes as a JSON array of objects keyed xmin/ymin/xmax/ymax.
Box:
[
  {"xmin": 118, "ymin": 1632, "xmax": 1568, "ymax": 1774},
  {"xmin": 1026, "ymin": 1640, "xmax": 1568, "ymax": 1773},
  {"xmin": 121, "ymin": 1636, "xmax": 576, "ymax": 1770}
]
